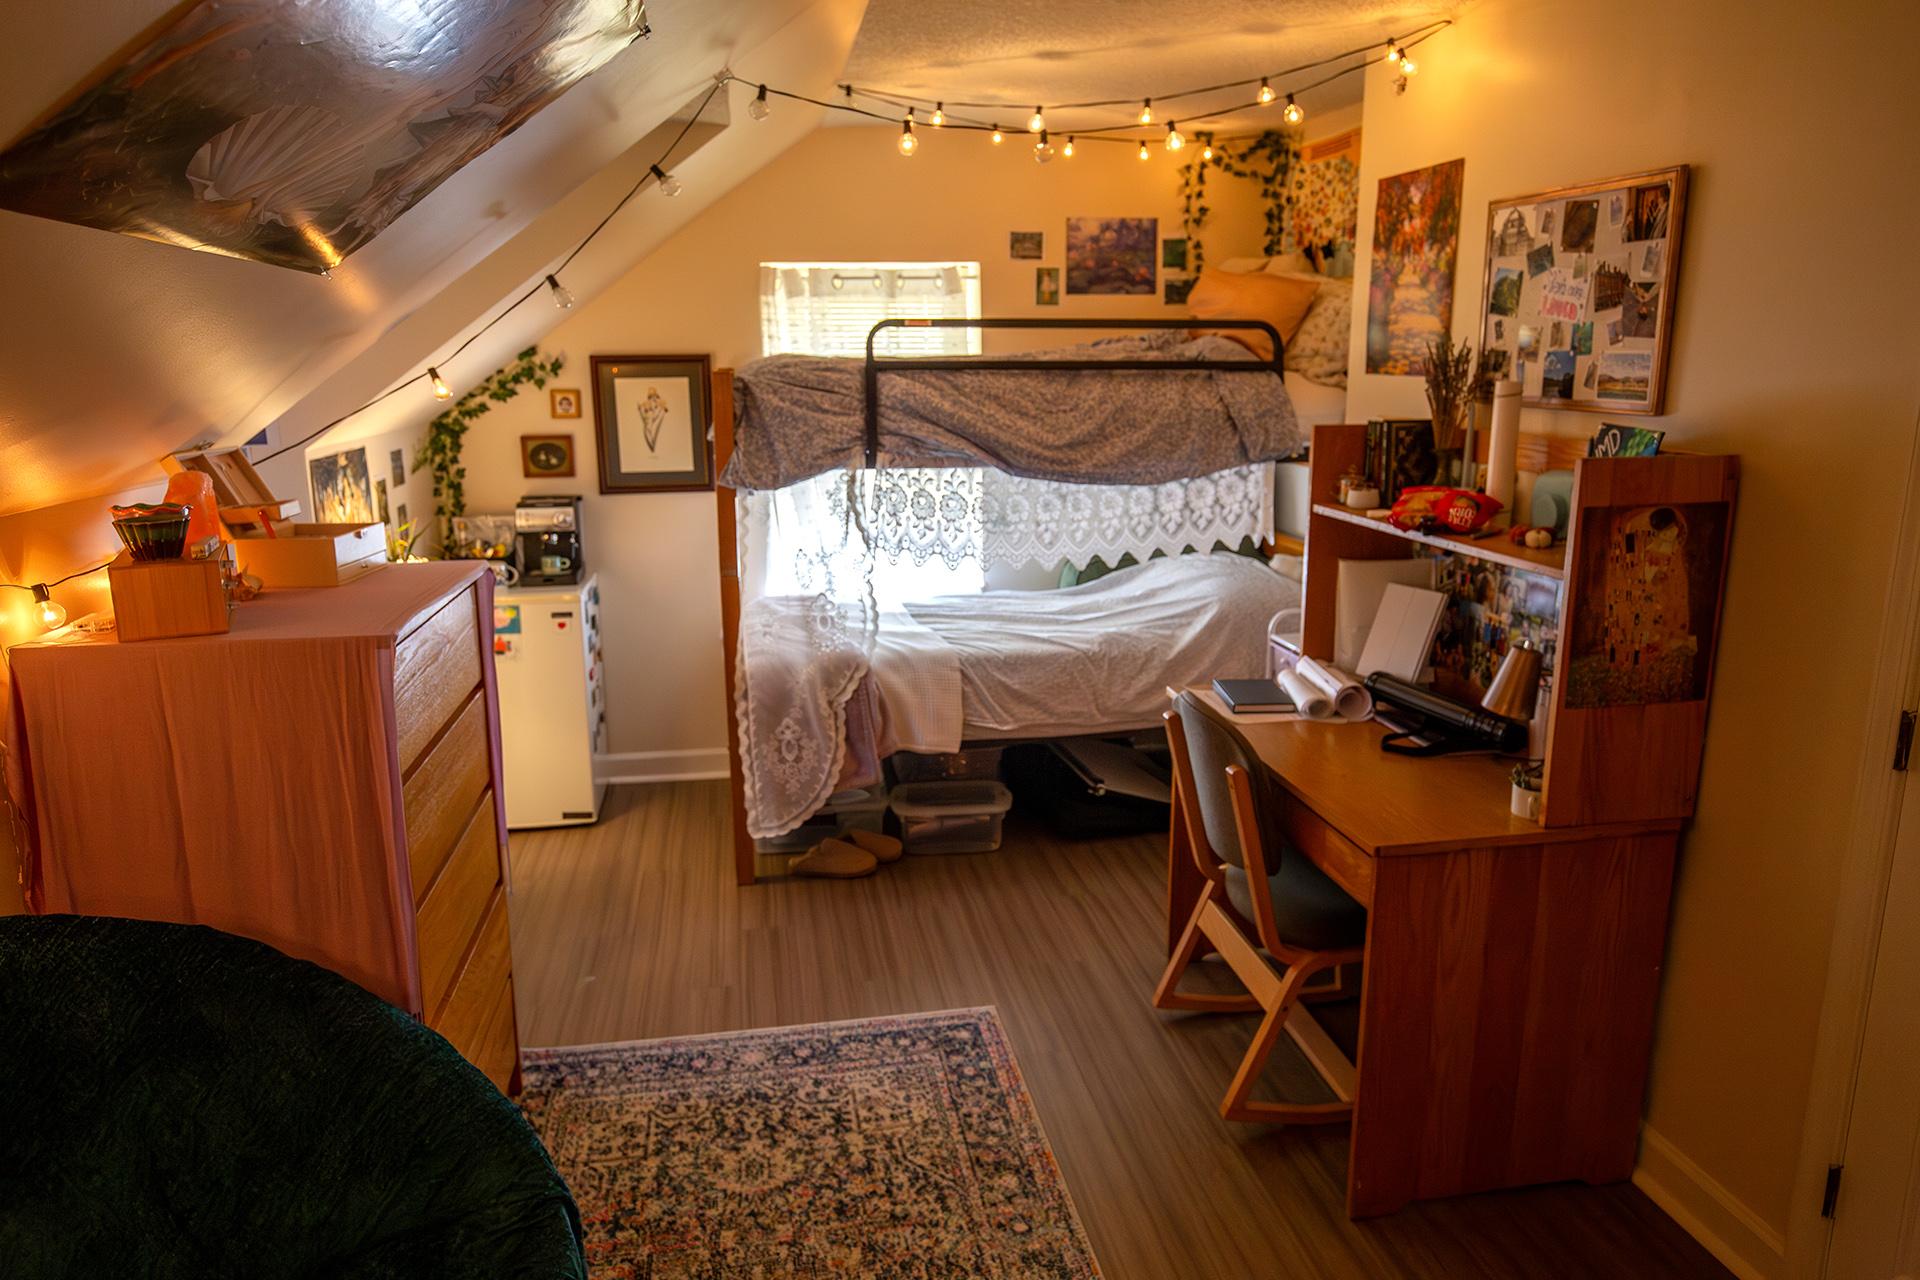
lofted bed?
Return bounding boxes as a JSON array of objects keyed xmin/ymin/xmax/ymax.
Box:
[{"xmin": 716, "ymin": 317, "xmax": 1313, "ymax": 882}]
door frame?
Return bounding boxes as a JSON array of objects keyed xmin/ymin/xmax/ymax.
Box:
[{"xmin": 1787, "ymin": 407, "xmax": 1920, "ymax": 1277}]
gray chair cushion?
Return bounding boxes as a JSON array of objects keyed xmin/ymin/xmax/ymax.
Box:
[{"xmin": 1223, "ymin": 851, "xmax": 1368, "ymax": 952}]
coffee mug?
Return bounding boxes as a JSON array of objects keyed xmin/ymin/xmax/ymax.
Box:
[{"xmin": 541, "ymin": 554, "xmax": 572, "ymax": 574}]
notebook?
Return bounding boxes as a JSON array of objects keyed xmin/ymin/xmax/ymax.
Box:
[
  {"xmin": 1355, "ymin": 583, "xmax": 1449, "ymax": 681},
  {"xmin": 1212, "ymin": 678, "xmax": 1296, "ymax": 714}
]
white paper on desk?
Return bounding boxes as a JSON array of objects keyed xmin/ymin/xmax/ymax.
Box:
[
  {"xmin": 1287, "ymin": 657, "xmax": 1373, "ymax": 722},
  {"xmin": 1356, "ymin": 584, "xmax": 1448, "ymax": 681}
]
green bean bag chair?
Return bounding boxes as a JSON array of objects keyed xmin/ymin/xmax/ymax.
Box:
[{"xmin": 0, "ymin": 915, "xmax": 584, "ymax": 1279}]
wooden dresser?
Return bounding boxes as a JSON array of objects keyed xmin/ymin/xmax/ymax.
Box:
[{"xmin": 8, "ymin": 562, "xmax": 520, "ymax": 1092}]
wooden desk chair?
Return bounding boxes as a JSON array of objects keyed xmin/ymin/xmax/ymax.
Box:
[{"xmin": 1153, "ymin": 692, "xmax": 1367, "ymax": 1123}]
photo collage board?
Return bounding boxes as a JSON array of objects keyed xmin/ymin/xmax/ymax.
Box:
[{"xmin": 1477, "ymin": 166, "xmax": 1687, "ymax": 415}]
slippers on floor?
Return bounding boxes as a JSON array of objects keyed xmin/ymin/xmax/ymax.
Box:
[
  {"xmin": 843, "ymin": 829, "xmax": 904, "ymax": 864},
  {"xmin": 790, "ymin": 838, "xmax": 878, "ymax": 879}
]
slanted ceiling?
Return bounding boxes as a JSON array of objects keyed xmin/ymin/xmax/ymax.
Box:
[{"xmin": 0, "ymin": 0, "xmax": 869, "ymax": 518}]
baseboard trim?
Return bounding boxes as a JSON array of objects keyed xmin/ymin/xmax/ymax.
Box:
[
  {"xmin": 596, "ymin": 748, "xmax": 731, "ymax": 785},
  {"xmin": 1634, "ymin": 1126, "xmax": 1788, "ymax": 1280}
]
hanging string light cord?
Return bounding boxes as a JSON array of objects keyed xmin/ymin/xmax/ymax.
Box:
[{"xmin": 0, "ymin": 558, "xmax": 116, "ymax": 593}]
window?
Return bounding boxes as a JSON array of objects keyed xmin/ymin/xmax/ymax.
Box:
[
  {"xmin": 759, "ymin": 262, "xmax": 982, "ymax": 358},
  {"xmin": 754, "ymin": 262, "xmax": 986, "ymax": 604}
]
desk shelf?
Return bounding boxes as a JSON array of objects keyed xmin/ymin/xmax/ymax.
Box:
[{"xmin": 1310, "ymin": 502, "xmax": 1566, "ymax": 578}]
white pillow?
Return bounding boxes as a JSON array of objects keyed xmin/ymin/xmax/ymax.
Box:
[
  {"xmin": 1283, "ymin": 283, "xmax": 1353, "ymax": 388},
  {"xmin": 1214, "ymin": 256, "xmax": 1270, "ymax": 275},
  {"xmin": 1264, "ymin": 251, "xmax": 1317, "ymax": 276}
]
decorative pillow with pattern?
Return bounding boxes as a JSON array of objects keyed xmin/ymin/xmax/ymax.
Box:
[{"xmin": 1283, "ymin": 282, "xmax": 1352, "ymax": 387}]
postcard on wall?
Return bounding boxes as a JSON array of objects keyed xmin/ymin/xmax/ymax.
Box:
[
  {"xmin": 1010, "ymin": 231, "xmax": 1044, "ymax": 260},
  {"xmin": 1066, "ymin": 217, "xmax": 1157, "ymax": 295},
  {"xmin": 1162, "ymin": 238, "xmax": 1189, "ymax": 270},
  {"xmin": 1476, "ymin": 165, "xmax": 1688, "ymax": 414},
  {"xmin": 1364, "ymin": 157, "xmax": 1465, "ymax": 375},
  {"xmin": 1036, "ymin": 266, "xmax": 1061, "ymax": 305},
  {"xmin": 310, "ymin": 446, "xmax": 374, "ymax": 523},
  {"xmin": 1164, "ymin": 276, "xmax": 1196, "ymax": 305}
]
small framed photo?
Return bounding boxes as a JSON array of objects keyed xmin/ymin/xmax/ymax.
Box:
[
  {"xmin": 549, "ymin": 387, "xmax": 583, "ymax": 418},
  {"xmin": 521, "ymin": 433, "xmax": 576, "ymax": 478},
  {"xmin": 589, "ymin": 354, "xmax": 714, "ymax": 493},
  {"xmin": 1009, "ymin": 231, "xmax": 1043, "ymax": 259}
]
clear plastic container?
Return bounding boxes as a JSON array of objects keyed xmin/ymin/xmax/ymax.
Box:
[
  {"xmin": 889, "ymin": 781, "xmax": 1014, "ymax": 855},
  {"xmin": 753, "ymin": 786, "xmax": 889, "ymax": 853},
  {"xmin": 889, "ymin": 748, "xmax": 1005, "ymax": 784}
]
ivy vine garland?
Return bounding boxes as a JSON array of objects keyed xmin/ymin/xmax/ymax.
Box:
[
  {"xmin": 1177, "ymin": 129, "xmax": 1301, "ymax": 272},
  {"xmin": 419, "ymin": 346, "xmax": 565, "ymax": 541}
]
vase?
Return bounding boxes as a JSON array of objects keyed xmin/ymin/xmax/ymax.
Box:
[{"xmin": 1432, "ymin": 446, "xmax": 1463, "ymax": 486}]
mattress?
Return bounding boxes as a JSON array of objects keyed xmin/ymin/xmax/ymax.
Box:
[
  {"xmin": 889, "ymin": 552, "xmax": 1302, "ymax": 742},
  {"xmin": 1284, "ymin": 371, "xmax": 1348, "ymax": 429}
]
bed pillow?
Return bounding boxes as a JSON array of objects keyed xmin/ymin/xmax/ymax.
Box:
[
  {"xmin": 1187, "ymin": 268, "xmax": 1320, "ymax": 361},
  {"xmin": 1264, "ymin": 251, "xmax": 1318, "ymax": 276},
  {"xmin": 1282, "ymin": 283, "xmax": 1353, "ymax": 387},
  {"xmin": 1214, "ymin": 256, "xmax": 1271, "ymax": 275}
]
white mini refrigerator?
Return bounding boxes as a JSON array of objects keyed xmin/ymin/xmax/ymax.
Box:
[{"xmin": 492, "ymin": 575, "xmax": 607, "ymax": 828}]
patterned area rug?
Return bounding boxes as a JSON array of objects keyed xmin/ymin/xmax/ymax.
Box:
[{"xmin": 519, "ymin": 1007, "xmax": 1101, "ymax": 1278}]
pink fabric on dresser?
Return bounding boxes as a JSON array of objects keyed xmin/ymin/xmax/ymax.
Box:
[{"xmin": 6, "ymin": 561, "xmax": 490, "ymax": 1011}]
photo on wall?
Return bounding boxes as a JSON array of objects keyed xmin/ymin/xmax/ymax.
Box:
[
  {"xmin": 309, "ymin": 446, "xmax": 374, "ymax": 523},
  {"xmin": 1009, "ymin": 231, "xmax": 1044, "ymax": 260},
  {"xmin": 1065, "ymin": 217, "xmax": 1157, "ymax": 295},
  {"xmin": 1035, "ymin": 266, "xmax": 1060, "ymax": 306},
  {"xmin": 1365, "ymin": 158, "xmax": 1465, "ymax": 375}
]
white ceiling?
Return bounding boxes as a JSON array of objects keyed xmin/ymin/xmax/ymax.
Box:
[{"xmin": 841, "ymin": 0, "xmax": 1455, "ymax": 135}]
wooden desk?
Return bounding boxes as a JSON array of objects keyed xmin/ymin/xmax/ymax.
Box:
[{"xmin": 1164, "ymin": 691, "xmax": 1682, "ymax": 1218}]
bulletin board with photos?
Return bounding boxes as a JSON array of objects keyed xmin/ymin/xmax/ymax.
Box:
[{"xmin": 1476, "ymin": 165, "xmax": 1687, "ymax": 415}]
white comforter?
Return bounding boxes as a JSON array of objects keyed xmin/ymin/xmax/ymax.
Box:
[{"xmin": 890, "ymin": 552, "xmax": 1301, "ymax": 743}]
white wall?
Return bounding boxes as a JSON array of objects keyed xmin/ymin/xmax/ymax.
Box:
[
  {"xmin": 1346, "ymin": 0, "xmax": 1920, "ymax": 1269},
  {"xmin": 437, "ymin": 119, "xmax": 1333, "ymax": 772}
]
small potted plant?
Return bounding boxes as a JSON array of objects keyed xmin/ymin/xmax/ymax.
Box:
[{"xmin": 1510, "ymin": 760, "xmax": 1544, "ymax": 820}]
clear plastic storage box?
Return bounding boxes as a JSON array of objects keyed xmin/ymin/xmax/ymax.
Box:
[
  {"xmin": 752, "ymin": 786, "xmax": 889, "ymax": 854},
  {"xmin": 889, "ymin": 781, "xmax": 1014, "ymax": 855}
]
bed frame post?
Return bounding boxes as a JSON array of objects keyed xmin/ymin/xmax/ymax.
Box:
[{"xmin": 712, "ymin": 368, "xmax": 756, "ymax": 886}]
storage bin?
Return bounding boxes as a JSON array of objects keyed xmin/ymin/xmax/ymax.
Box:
[
  {"xmin": 753, "ymin": 786, "xmax": 889, "ymax": 854},
  {"xmin": 889, "ymin": 781, "xmax": 1013, "ymax": 855},
  {"xmin": 889, "ymin": 747, "xmax": 1005, "ymax": 784}
]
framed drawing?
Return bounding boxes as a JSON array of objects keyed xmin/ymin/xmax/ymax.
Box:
[
  {"xmin": 589, "ymin": 355, "xmax": 713, "ymax": 493},
  {"xmin": 521, "ymin": 434, "xmax": 575, "ymax": 478},
  {"xmin": 1477, "ymin": 166, "xmax": 1688, "ymax": 415}
]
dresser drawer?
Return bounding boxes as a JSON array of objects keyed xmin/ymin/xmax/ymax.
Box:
[
  {"xmin": 416, "ymin": 793, "xmax": 502, "ymax": 1019},
  {"xmin": 402, "ymin": 690, "xmax": 491, "ymax": 901},
  {"xmin": 394, "ymin": 586, "xmax": 482, "ymax": 774},
  {"xmin": 430, "ymin": 887, "xmax": 516, "ymax": 1088},
  {"xmin": 1276, "ymin": 793, "xmax": 1375, "ymax": 906}
]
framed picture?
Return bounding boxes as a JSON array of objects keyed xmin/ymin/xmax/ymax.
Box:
[
  {"xmin": 522, "ymin": 434, "xmax": 576, "ymax": 477},
  {"xmin": 1009, "ymin": 231, "xmax": 1044, "ymax": 259},
  {"xmin": 589, "ymin": 355, "xmax": 714, "ymax": 493},
  {"xmin": 1477, "ymin": 166, "xmax": 1688, "ymax": 415},
  {"xmin": 1365, "ymin": 158, "xmax": 1465, "ymax": 375},
  {"xmin": 550, "ymin": 388, "xmax": 583, "ymax": 418},
  {"xmin": 309, "ymin": 446, "xmax": 375, "ymax": 522},
  {"xmin": 1035, "ymin": 266, "xmax": 1060, "ymax": 306}
]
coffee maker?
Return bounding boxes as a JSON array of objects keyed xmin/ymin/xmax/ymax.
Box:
[{"xmin": 514, "ymin": 494, "xmax": 584, "ymax": 586}]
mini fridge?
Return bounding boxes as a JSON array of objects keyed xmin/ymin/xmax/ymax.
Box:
[{"xmin": 492, "ymin": 574, "xmax": 606, "ymax": 828}]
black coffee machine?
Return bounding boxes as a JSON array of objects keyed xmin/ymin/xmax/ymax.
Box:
[{"xmin": 514, "ymin": 494, "xmax": 584, "ymax": 586}]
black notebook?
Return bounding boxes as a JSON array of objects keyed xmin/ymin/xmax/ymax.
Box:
[{"xmin": 1212, "ymin": 678, "xmax": 1296, "ymax": 714}]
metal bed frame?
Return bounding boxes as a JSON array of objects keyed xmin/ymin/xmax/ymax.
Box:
[{"xmin": 860, "ymin": 316, "xmax": 1285, "ymax": 467}]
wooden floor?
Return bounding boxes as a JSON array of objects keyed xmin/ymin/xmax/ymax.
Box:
[{"xmin": 508, "ymin": 781, "xmax": 1728, "ymax": 1280}]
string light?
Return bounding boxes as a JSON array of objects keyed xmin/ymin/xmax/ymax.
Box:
[
  {"xmin": 748, "ymin": 83, "xmax": 771, "ymax": 120},
  {"xmin": 1033, "ymin": 129, "xmax": 1054, "ymax": 163},
  {"xmin": 1283, "ymin": 92, "xmax": 1304, "ymax": 125},
  {"xmin": 1063, "ymin": 136, "xmax": 1075, "ymax": 158},
  {"xmin": 897, "ymin": 118, "xmax": 918, "ymax": 155},
  {"xmin": 931, "ymin": 102, "xmax": 945, "ymax": 126},
  {"xmin": 1165, "ymin": 121, "xmax": 1185, "ymax": 152},
  {"xmin": 30, "ymin": 585, "xmax": 65, "ymax": 631},
  {"xmin": 1138, "ymin": 98, "xmax": 1154, "ymax": 125},
  {"xmin": 545, "ymin": 273, "xmax": 574, "ymax": 310},
  {"xmin": 1258, "ymin": 77, "xmax": 1275, "ymax": 104},
  {"xmin": 427, "ymin": 367, "xmax": 452, "ymax": 400},
  {"xmin": 1137, "ymin": 139, "xmax": 1150, "ymax": 161},
  {"xmin": 649, "ymin": 163, "xmax": 682, "ymax": 196},
  {"xmin": 991, "ymin": 123, "xmax": 1004, "ymax": 144},
  {"xmin": 1028, "ymin": 105, "xmax": 1045, "ymax": 133},
  {"xmin": 1398, "ymin": 54, "xmax": 1418, "ymax": 76},
  {"xmin": 1202, "ymin": 143, "xmax": 1213, "ymax": 160},
  {"xmin": 1387, "ymin": 37, "xmax": 1402, "ymax": 64}
]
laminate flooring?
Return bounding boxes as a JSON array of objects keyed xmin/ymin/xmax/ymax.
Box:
[{"xmin": 508, "ymin": 780, "xmax": 1729, "ymax": 1280}]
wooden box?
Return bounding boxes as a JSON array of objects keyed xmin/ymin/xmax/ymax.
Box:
[
  {"xmin": 233, "ymin": 523, "xmax": 387, "ymax": 588},
  {"xmin": 108, "ymin": 552, "xmax": 230, "ymax": 641},
  {"xmin": 166, "ymin": 447, "xmax": 302, "ymax": 528}
]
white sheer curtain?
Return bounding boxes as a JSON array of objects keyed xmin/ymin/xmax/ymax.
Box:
[{"xmin": 759, "ymin": 263, "xmax": 982, "ymax": 357}]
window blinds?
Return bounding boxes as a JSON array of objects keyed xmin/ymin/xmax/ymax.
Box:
[{"xmin": 759, "ymin": 263, "xmax": 982, "ymax": 358}]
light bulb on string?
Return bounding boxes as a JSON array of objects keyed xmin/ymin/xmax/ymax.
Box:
[
  {"xmin": 1386, "ymin": 37, "xmax": 1401, "ymax": 63},
  {"xmin": 1062, "ymin": 136, "xmax": 1075, "ymax": 159},
  {"xmin": 1137, "ymin": 139, "xmax": 1150, "ymax": 161},
  {"xmin": 1202, "ymin": 143, "xmax": 1213, "ymax": 161},
  {"xmin": 990, "ymin": 123, "xmax": 1004, "ymax": 144},
  {"xmin": 649, "ymin": 164, "xmax": 682, "ymax": 196},
  {"xmin": 428, "ymin": 367, "xmax": 452, "ymax": 400},
  {"xmin": 31, "ymin": 585, "xmax": 65, "ymax": 631},
  {"xmin": 545, "ymin": 274, "xmax": 574, "ymax": 310},
  {"xmin": 1138, "ymin": 99, "xmax": 1154, "ymax": 125},
  {"xmin": 897, "ymin": 118, "xmax": 918, "ymax": 155},
  {"xmin": 1028, "ymin": 105, "xmax": 1045, "ymax": 133},
  {"xmin": 1258, "ymin": 77, "xmax": 1275, "ymax": 104},
  {"xmin": 748, "ymin": 83, "xmax": 771, "ymax": 121},
  {"xmin": 1283, "ymin": 93, "xmax": 1304, "ymax": 125},
  {"xmin": 931, "ymin": 102, "xmax": 945, "ymax": 126},
  {"xmin": 1033, "ymin": 130, "xmax": 1054, "ymax": 164},
  {"xmin": 1165, "ymin": 121, "xmax": 1184, "ymax": 152},
  {"xmin": 1398, "ymin": 55, "xmax": 1418, "ymax": 76}
]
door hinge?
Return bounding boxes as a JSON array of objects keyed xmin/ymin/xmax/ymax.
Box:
[
  {"xmin": 1896, "ymin": 710, "xmax": 1917, "ymax": 771},
  {"xmin": 1821, "ymin": 1164, "xmax": 1843, "ymax": 1219}
]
